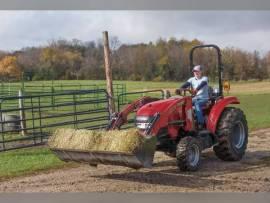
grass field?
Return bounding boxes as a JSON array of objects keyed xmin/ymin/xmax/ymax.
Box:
[
  {"xmin": 237, "ymin": 94, "xmax": 270, "ymax": 130},
  {"xmin": 0, "ymin": 80, "xmax": 270, "ymax": 179},
  {"xmin": 0, "ymin": 147, "xmax": 73, "ymax": 180}
]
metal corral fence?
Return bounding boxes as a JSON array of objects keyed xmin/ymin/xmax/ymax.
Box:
[
  {"xmin": 0, "ymin": 89, "xmax": 110, "ymax": 152},
  {"xmin": 0, "ymin": 82, "xmax": 127, "ymax": 110},
  {"xmin": 0, "ymin": 88, "xmax": 166, "ymax": 152},
  {"xmin": 0, "ymin": 81, "xmax": 126, "ymax": 97}
]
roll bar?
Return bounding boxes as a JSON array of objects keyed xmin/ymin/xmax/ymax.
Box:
[{"xmin": 189, "ymin": 44, "xmax": 223, "ymax": 97}]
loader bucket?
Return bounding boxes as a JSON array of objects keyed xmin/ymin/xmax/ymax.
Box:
[{"xmin": 50, "ymin": 136, "xmax": 157, "ymax": 169}]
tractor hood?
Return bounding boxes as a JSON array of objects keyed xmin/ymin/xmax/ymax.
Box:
[{"xmin": 136, "ymin": 97, "xmax": 183, "ymax": 117}]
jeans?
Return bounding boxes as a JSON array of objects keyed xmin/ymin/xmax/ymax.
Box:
[{"xmin": 192, "ymin": 98, "xmax": 208, "ymax": 125}]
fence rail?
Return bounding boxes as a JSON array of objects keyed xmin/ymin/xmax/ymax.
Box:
[
  {"xmin": 0, "ymin": 82, "xmax": 126, "ymax": 110},
  {"xmin": 0, "ymin": 82, "xmax": 126, "ymax": 99}
]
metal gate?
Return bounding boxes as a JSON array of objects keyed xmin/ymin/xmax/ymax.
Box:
[{"xmin": 0, "ymin": 89, "xmax": 110, "ymax": 152}]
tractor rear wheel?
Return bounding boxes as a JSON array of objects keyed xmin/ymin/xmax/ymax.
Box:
[
  {"xmin": 214, "ymin": 107, "xmax": 248, "ymax": 161},
  {"xmin": 176, "ymin": 136, "xmax": 202, "ymax": 171}
]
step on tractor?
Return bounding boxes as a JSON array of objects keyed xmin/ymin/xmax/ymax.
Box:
[{"xmin": 51, "ymin": 44, "xmax": 248, "ymax": 171}]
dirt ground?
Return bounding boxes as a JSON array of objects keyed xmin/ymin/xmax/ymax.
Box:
[{"xmin": 0, "ymin": 128, "xmax": 269, "ymax": 192}]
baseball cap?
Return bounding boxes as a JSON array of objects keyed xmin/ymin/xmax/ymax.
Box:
[{"xmin": 192, "ymin": 65, "xmax": 203, "ymax": 72}]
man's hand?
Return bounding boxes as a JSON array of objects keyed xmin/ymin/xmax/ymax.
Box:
[{"xmin": 191, "ymin": 89, "xmax": 198, "ymax": 96}]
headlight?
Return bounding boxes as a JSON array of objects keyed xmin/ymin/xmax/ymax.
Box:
[{"xmin": 135, "ymin": 116, "xmax": 154, "ymax": 130}]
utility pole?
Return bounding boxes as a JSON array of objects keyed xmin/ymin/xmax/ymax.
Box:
[{"xmin": 103, "ymin": 31, "xmax": 115, "ymax": 116}]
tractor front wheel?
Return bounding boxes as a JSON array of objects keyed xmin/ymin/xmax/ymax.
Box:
[
  {"xmin": 214, "ymin": 107, "xmax": 248, "ymax": 161},
  {"xmin": 176, "ymin": 136, "xmax": 202, "ymax": 171}
]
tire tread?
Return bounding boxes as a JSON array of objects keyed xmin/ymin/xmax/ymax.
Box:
[{"xmin": 214, "ymin": 107, "xmax": 248, "ymax": 161}]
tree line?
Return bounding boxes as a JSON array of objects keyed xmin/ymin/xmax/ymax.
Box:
[{"xmin": 0, "ymin": 37, "xmax": 269, "ymax": 82}]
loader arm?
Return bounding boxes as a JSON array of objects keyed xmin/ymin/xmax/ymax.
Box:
[{"xmin": 107, "ymin": 96, "xmax": 160, "ymax": 130}]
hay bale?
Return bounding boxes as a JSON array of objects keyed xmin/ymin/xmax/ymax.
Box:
[
  {"xmin": 48, "ymin": 128, "xmax": 145, "ymax": 153},
  {"xmin": 106, "ymin": 129, "xmax": 144, "ymax": 153},
  {"xmin": 47, "ymin": 128, "xmax": 75, "ymax": 149}
]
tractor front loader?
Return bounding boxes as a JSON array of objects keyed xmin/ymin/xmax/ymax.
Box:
[
  {"xmin": 50, "ymin": 96, "xmax": 160, "ymax": 169},
  {"xmin": 50, "ymin": 44, "xmax": 248, "ymax": 171}
]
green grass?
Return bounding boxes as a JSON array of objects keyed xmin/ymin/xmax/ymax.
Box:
[
  {"xmin": 237, "ymin": 94, "xmax": 270, "ymax": 130},
  {"xmin": 0, "ymin": 80, "xmax": 270, "ymax": 180},
  {"xmin": 0, "ymin": 147, "xmax": 72, "ymax": 180}
]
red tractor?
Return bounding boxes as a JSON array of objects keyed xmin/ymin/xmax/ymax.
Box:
[{"xmin": 51, "ymin": 44, "xmax": 248, "ymax": 171}]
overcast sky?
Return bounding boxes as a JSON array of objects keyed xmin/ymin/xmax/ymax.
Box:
[{"xmin": 0, "ymin": 11, "xmax": 270, "ymax": 54}]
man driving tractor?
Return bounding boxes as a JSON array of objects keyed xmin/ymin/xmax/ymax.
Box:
[
  {"xmin": 50, "ymin": 45, "xmax": 248, "ymax": 172},
  {"xmin": 176, "ymin": 65, "xmax": 209, "ymax": 129}
]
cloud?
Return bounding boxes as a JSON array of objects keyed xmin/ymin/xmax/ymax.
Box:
[{"xmin": 0, "ymin": 11, "xmax": 269, "ymax": 53}]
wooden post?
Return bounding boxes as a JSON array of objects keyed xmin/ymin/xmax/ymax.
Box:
[
  {"xmin": 18, "ymin": 89, "xmax": 27, "ymax": 135},
  {"xmin": 103, "ymin": 31, "xmax": 115, "ymax": 116}
]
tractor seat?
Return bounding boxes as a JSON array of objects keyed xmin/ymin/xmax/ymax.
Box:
[
  {"xmin": 200, "ymin": 86, "xmax": 221, "ymax": 111},
  {"xmin": 208, "ymin": 86, "xmax": 220, "ymax": 101}
]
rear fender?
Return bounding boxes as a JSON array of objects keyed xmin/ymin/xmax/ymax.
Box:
[{"xmin": 206, "ymin": 96, "xmax": 240, "ymax": 134}]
